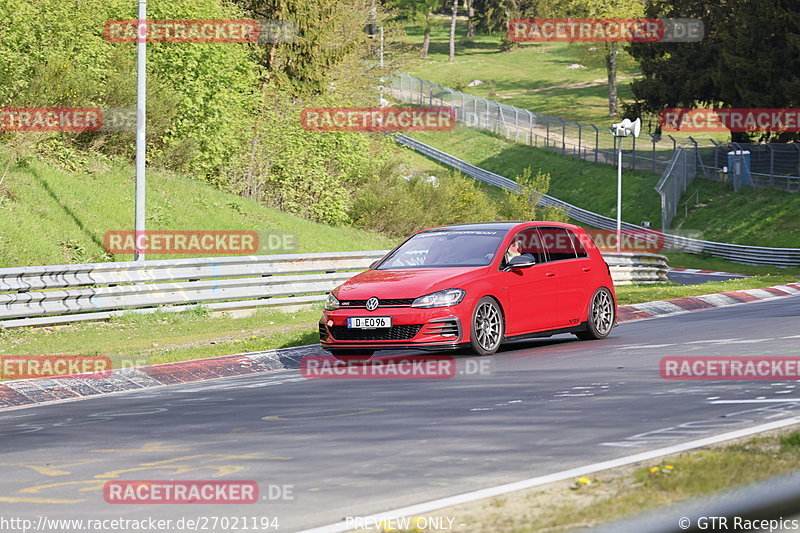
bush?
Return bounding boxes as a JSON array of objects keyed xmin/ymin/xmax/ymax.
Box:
[
  {"xmin": 0, "ymin": 0, "xmax": 260, "ymax": 177},
  {"xmin": 350, "ymin": 164, "xmax": 568, "ymax": 236},
  {"xmin": 221, "ymin": 86, "xmax": 387, "ymax": 225}
]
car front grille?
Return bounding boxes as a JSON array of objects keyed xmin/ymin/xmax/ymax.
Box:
[
  {"xmin": 318, "ymin": 323, "xmax": 329, "ymax": 340},
  {"xmin": 329, "ymin": 324, "xmax": 423, "ymax": 341},
  {"xmin": 339, "ymin": 298, "xmax": 415, "ymax": 308}
]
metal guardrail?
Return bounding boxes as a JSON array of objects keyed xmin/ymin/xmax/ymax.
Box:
[
  {"xmin": 0, "ymin": 251, "xmax": 387, "ymax": 329},
  {"xmin": 395, "ymin": 134, "xmax": 800, "ymax": 267},
  {"xmin": 0, "ymin": 251, "xmax": 665, "ymax": 328}
]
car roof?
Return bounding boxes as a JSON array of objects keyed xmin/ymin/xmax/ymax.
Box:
[{"xmin": 419, "ymin": 221, "xmax": 579, "ymax": 234}]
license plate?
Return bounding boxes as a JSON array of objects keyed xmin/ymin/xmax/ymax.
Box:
[{"xmin": 347, "ymin": 316, "xmax": 392, "ymax": 329}]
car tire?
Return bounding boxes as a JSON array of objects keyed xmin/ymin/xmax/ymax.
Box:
[
  {"xmin": 328, "ymin": 349, "xmax": 374, "ymax": 362},
  {"xmin": 469, "ymin": 297, "xmax": 504, "ymax": 356},
  {"xmin": 575, "ymin": 287, "xmax": 615, "ymax": 340}
]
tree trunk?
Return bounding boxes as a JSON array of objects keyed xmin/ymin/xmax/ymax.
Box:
[
  {"xmin": 421, "ymin": 20, "xmax": 431, "ymax": 58},
  {"xmin": 466, "ymin": 0, "xmax": 475, "ymax": 38},
  {"xmin": 449, "ymin": 0, "xmax": 457, "ymax": 62},
  {"xmin": 606, "ymin": 43, "xmax": 618, "ymax": 117}
]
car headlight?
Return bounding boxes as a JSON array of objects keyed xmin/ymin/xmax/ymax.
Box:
[
  {"xmin": 324, "ymin": 292, "xmax": 340, "ymax": 310},
  {"xmin": 411, "ymin": 289, "xmax": 465, "ymax": 308}
]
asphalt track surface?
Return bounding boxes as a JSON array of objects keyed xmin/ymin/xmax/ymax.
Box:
[{"xmin": 0, "ymin": 296, "xmax": 798, "ymax": 532}]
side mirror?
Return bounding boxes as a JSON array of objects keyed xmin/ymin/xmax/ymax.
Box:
[{"xmin": 504, "ymin": 254, "xmax": 536, "ymax": 271}]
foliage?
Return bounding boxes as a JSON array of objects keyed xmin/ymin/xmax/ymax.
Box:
[
  {"xmin": 350, "ymin": 164, "xmax": 566, "ymax": 237},
  {"xmin": 500, "ymin": 167, "xmax": 569, "ymax": 222},
  {"xmin": 629, "ymin": 0, "xmax": 800, "ymax": 142},
  {"xmin": 234, "ymin": 0, "xmax": 385, "ymax": 97},
  {"xmin": 0, "ymin": 0, "xmax": 261, "ymax": 176},
  {"xmin": 221, "ymin": 85, "xmax": 391, "ymax": 225}
]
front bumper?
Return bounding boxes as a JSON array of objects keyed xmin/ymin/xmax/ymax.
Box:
[{"xmin": 319, "ymin": 305, "xmax": 467, "ymax": 352}]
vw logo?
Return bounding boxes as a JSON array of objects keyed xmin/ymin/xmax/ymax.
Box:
[{"xmin": 365, "ymin": 297, "xmax": 380, "ymax": 311}]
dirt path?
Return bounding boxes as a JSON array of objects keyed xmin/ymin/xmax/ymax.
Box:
[{"xmin": 497, "ymin": 73, "xmax": 640, "ymax": 97}]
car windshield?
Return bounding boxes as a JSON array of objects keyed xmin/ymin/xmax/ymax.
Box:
[{"xmin": 378, "ymin": 229, "xmax": 507, "ymax": 269}]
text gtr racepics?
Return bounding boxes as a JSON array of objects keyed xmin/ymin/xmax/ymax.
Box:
[{"xmin": 319, "ymin": 222, "xmax": 617, "ymax": 356}]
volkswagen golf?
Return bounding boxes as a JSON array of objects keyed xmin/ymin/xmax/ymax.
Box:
[{"xmin": 319, "ymin": 222, "xmax": 616, "ymax": 356}]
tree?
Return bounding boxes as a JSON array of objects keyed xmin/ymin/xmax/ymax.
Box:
[
  {"xmin": 388, "ymin": 0, "xmax": 442, "ymax": 58},
  {"xmin": 628, "ymin": 0, "xmax": 800, "ymax": 141},
  {"xmin": 554, "ymin": 0, "xmax": 646, "ymax": 117},
  {"xmin": 233, "ymin": 0, "xmax": 379, "ymax": 95},
  {"xmin": 473, "ymin": 0, "xmax": 551, "ymax": 51},
  {"xmin": 466, "ymin": 0, "xmax": 476, "ymax": 37},
  {"xmin": 449, "ymin": 0, "xmax": 458, "ymax": 61}
]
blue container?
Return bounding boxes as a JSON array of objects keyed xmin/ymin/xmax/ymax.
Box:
[{"xmin": 727, "ymin": 150, "xmax": 752, "ymax": 188}]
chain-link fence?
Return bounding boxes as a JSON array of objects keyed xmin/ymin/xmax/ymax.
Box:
[
  {"xmin": 655, "ymin": 148, "xmax": 698, "ymax": 230},
  {"xmin": 390, "ymin": 73, "xmax": 800, "ymax": 193}
]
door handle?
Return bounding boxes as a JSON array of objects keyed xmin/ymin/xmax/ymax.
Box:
[
  {"xmin": 545, "ymin": 271, "xmax": 556, "ymax": 277},
  {"xmin": 582, "ymin": 267, "xmax": 591, "ymax": 272}
]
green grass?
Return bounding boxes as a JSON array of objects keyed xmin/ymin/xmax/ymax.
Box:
[
  {"xmin": 671, "ymin": 179, "xmax": 800, "ymax": 248},
  {"xmin": 401, "ymin": 20, "xmax": 639, "ymax": 127},
  {"xmin": 407, "ymin": 127, "xmax": 663, "ymax": 227},
  {"xmin": 0, "ymin": 156, "xmax": 395, "ymax": 267},
  {"xmin": 0, "ymin": 305, "xmax": 323, "ymax": 371},
  {"xmin": 521, "ymin": 430, "xmax": 800, "ymax": 532},
  {"xmin": 399, "ymin": 20, "xmax": 728, "ymax": 144},
  {"xmin": 614, "ymin": 275, "xmax": 799, "ymax": 306}
]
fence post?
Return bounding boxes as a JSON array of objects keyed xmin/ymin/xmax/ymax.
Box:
[
  {"xmin": 527, "ymin": 110, "xmax": 534, "ymax": 146},
  {"xmin": 546, "ymin": 120, "xmax": 550, "ymax": 149},
  {"xmin": 592, "ymin": 124, "xmax": 599, "ymax": 163},
  {"xmin": 688, "ymin": 136, "xmax": 699, "ymax": 178},
  {"xmin": 514, "ymin": 107, "xmax": 519, "ymax": 142},
  {"xmin": 561, "ymin": 119, "xmax": 566, "ymax": 154},
  {"xmin": 631, "ymin": 134, "xmax": 636, "ymax": 171},
  {"xmin": 795, "ymin": 143, "xmax": 800, "ymax": 192},
  {"xmin": 768, "ymin": 144, "xmax": 775, "ymax": 188},
  {"xmin": 577, "ymin": 122, "xmax": 582, "ymax": 159},
  {"xmin": 649, "ymin": 133, "xmax": 656, "ymax": 173}
]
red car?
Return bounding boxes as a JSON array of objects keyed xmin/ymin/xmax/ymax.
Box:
[{"xmin": 319, "ymin": 222, "xmax": 616, "ymax": 356}]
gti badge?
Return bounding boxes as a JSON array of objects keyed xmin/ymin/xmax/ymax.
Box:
[{"xmin": 366, "ymin": 297, "xmax": 380, "ymax": 311}]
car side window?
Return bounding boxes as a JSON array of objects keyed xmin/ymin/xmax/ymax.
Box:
[
  {"xmin": 539, "ymin": 227, "xmax": 578, "ymax": 262},
  {"xmin": 566, "ymin": 229, "xmax": 589, "ymax": 258},
  {"xmin": 502, "ymin": 228, "xmax": 547, "ymax": 267}
]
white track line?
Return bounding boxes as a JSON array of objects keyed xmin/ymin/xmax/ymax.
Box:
[
  {"xmin": 712, "ymin": 399, "xmax": 800, "ymax": 404},
  {"xmin": 299, "ymin": 417, "xmax": 800, "ymax": 533}
]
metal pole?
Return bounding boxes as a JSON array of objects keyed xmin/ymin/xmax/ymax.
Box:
[
  {"xmin": 378, "ymin": 27, "xmax": 384, "ymax": 105},
  {"xmin": 616, "ymin": 136, "xmax": 623, "ymax": 253},
  {"xmin": 134, "ymin": 0, "xmax": 147, "ymax": 261}
]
